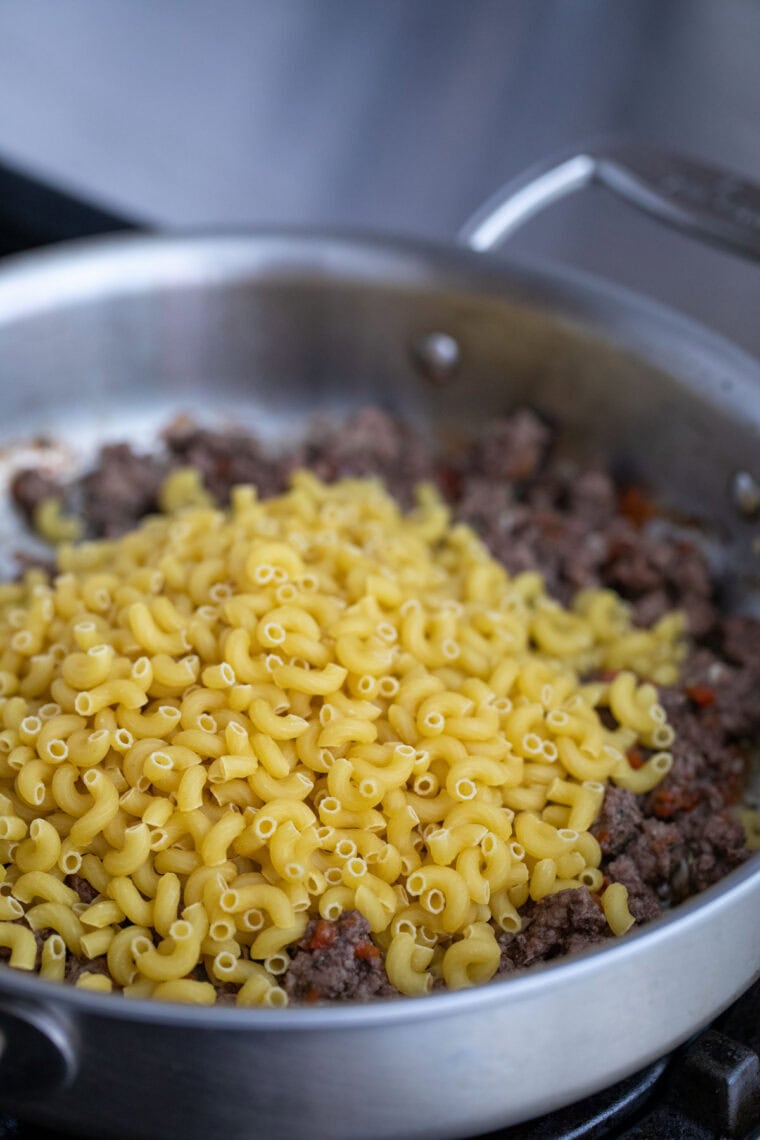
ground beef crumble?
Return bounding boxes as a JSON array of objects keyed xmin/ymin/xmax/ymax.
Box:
[
  {"xmin": 10, "ymin": 468, "xmax": 62, "ymax": 522},
  {"xmin": 7, "ymin": 407, "xmax": 757, "ymax": 1001},
  {"xmin": 65, "ymin": 873, "xmax": 100, "ymax": 905},
  {"xmin": 498, "ymin": 889, "xmax": 610, "ymax": 971},
  {"xmin": 284, "ymin": 912, "xmax": 397, "ymax": 1003},
  {"xmin": 63, "ymin": 953, "xmax": 110, "ymax": 986}
]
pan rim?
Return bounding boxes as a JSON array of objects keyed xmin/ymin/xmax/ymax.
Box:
[
  {"xmin": 0, "ymin": 227, "xmax": 756, "ymax": 1029},
  {"xmin": 0, "ymin": 815, "xmax": 754, "ymax": 1028},
  {"xmin": 0, "ymin": 228, "xmax": 757, "ymax": 424}
]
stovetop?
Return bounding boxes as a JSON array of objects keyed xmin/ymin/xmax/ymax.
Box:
[{"xmin": 0, "ymin": 159, "xmax": 757, "ymax": 1140}]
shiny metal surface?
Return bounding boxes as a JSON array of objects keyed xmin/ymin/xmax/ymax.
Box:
[
  {"xmin": 0, "ymin": 1001, "xmax": 77, "ymax": 1095},
  {"xmin": 0, "ymin": 228, "xmax": 756, "ymax": 1138},
  {"xmin": 734, "ymin": 472, "xmax": 760, "ymax": 520},
  {"xmin": 0, "ymin": 861, "xmax": 756, "ymax": 1140},
  {"xmin": 1, "ymin": 0, "xmax": 759, "ymax": 355},
  {"xmin": 461, "ymin": 144, "xmax": 760, "ymax": 262}
]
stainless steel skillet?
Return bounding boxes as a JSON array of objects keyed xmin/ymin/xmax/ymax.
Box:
[{"xmin": 0, "ymin": 144, "xmax": 757, "ymax": 1139}]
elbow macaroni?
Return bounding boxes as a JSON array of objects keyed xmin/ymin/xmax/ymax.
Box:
[{"xmin": 0, "ymin": 471, "xmax": 684, "ymax": 999}]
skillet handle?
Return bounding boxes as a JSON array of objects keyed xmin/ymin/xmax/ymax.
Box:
[
  {"xmin": 0, "ymin": 1001, "xmax": 76, "ymax": 1097},
  {"xmin": 460, "ymin": 142, "xmax": 760, "ymax": 263}
]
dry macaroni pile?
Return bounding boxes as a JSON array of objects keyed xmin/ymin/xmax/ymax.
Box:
[{"xmin": 0, "ymin": 472, "xmax": 685, "ymax": 1002}]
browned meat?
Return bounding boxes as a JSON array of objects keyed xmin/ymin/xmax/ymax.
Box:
[
  {"xmin": 592, "ymin": 786, "xmax": 644, "ymax": 858},
  {"xmin": 595, "ymin": 686, "xmax": 750, "ymax": 912},
  {"xmin": 684, "ymin": 813, "xmax": 750, "ymax": 894},
  {"xmin": 463, "ymin": 499, "xmax": 610, "ymax": 602},
  {"xmin": 64, "ymin": 954, "xmax": 109, "ymax": 985},
  {"xmin": 164, "ymin": 423, "xmax": 285, "ymax": 504},
  {"xmin": 12, "ymin": 551, "xmax": 56, "ymax": 578},
  {"xmin": 80, "ymin": 444, "xmax": 166, "ymax": 537},
  {"xmin": 284, "ymin": 912, "xmax": 397, "ymax": 1002},
  {"xmin": 10, "ymin": 468, "xmax": 62, "ymax": 522},
  {"xmin": 454, "ymin": 435, "xmax": 717, "ymax": 634},
  {"xmin": 567, "ymin": 468, "xmax": 618, "ymax": 527},
  {"xmin": 679, "ymin": 620, "xmax": 760, "ymax": 739},
  {"xmin": 292, "ymin": 407, "xmax": 433, "ymax": 508},
  {"xmin": 65, "ymin": 874, "xmax": 99, "ymax": 905},
  {"xmin": 604, "ymin": 856, "xmax": 663, "ymax": 923},
  {"xmin": 655, "ymin": 687, "xmax": 749, "ymax": 820},
  {"xmin": 722, "ymin": 614, "xmax": 760, "ymax": 667},
  {"xmin": 603, "ymin": 527, "xmax": 716, "ymax": 637},
  {"xmin": 470, "ymin": 408, "xmax": 551, "ymax": 483},
  {"xmin": 498, "ymin": 889, "xmax": 610, "ymax": 972},
  {"xmin": 212, "ymin": 982, "xmax": 239, "ymax": 1006}
]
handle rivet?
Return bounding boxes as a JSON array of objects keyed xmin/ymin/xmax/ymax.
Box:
[
  {"xmin": 411, "ymin": 332, "xmax": 461, "ymax": 384},
  {"xmin": 732, "ymin": 471, "xmax": 760, "ymax": 518}
]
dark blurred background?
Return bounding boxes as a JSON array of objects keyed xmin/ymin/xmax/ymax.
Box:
[{"xmin": 0, "ymin": 0, "xmax": 758, "ymax": 352}]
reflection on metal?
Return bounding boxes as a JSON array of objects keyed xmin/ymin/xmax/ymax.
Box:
[
  {"xmin": 462, "ymin": 155, "xmax": 596, "ymax": 251},
  {"xmin": 0, "ymin": 1002, "xmax": 77, "ymax": 1095},
  {"xmin": 462, "ymin": 144, "xmax": 760, "ymax": 263},
  {"xmin": 733, "ymin": 471, "xmax": 760, "ymax": 519},
  {"xmin": 410, "ymin": 331, "xmax": 461, "ymax": 384}
]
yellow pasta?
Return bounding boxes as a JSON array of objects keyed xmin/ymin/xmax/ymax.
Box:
[
  {"xmin": 152, "ymin": 978, "xmax": 216, "ymax": 1005},
  {"xmin": 68, "ymin": 769, "xmax": 120, "ymax": 846},
  {"xmin": 12, "ymin": 870, "xmax": 77, "ymax": 906},
  {"xmin": 33, "ymin": 498, "xmax": 83, "ymax": 544},
  {"xmin": 602, "ymin": 882, "xmax": 635, "ymax": 936},
  {"xmin": 75, "ymin": 972, "xmax": 113, "ymax": 993},
  {"xmin": 441, "ymin": 923, "xmax": 501, "ymax": 989},
  {"xmin": 102, "ymin": 822, "xmax": 152, "ymax": 876},
  {"xmin": 406, "ymin": 865, "xmax": 471, "ymax": 933},
  {"xmin": 107, "ymin": 925, "xmax": 153, "ymax": 987},
  {"xmin": 40, "ymin": 933, "xmax": 67, "ymax": 981},
  {"xmin": 610, "ymin": 751, "xmax": 673, "ymax": 794},
  {"xmin": 385, "ymin": 931, "xmax": 434, "ymax": 996},
  {"xmin": 0, "ymin": 471, "xmax": 685, "ymax": 1000},
  {"xmin": 159, "ymin": 467, "xmax": 213, "ymax": 514},
  {"xmin": 80, "ymin": 898, "xmax": 125, "ymax": 929},
  {"xmin": 514, "ymin": 813, "xmax": 578, "ymax": 861},
  {"xmin": 740, "ymin": 809, "xmax": 760, "ymax": 851},
  {"xmin": 79, "ymin": 927, "xmax": 116, "ymax": 959},
  {"xmin": 25, "ymin": 902, "xmax": 84, "ymax": 953},
  {"xmin": 0, "ymin": 921, "xmax": 37, "ymax": 969},
  {"xmin": 235, "ymin": 962, "xmax": 289, "ymax": 1007},
  {"xmin": 135, "ymin": 902, "xmax": 208, "ymax": 981}
]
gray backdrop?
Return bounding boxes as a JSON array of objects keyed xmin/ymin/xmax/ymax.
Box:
[{"xmin": 0, "ymin": 1, "xmax": 758, "ymax": 353}]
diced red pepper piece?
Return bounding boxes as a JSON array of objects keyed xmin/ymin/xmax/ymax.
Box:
[
  {"xmin": 308, "ymin": 919, "xmax": 337, "ymax": 951},
  {"xmin": 650, "ymin": 787, "xmax": 700, "ymax": 819},
  {"xmin": 592, "ymin": 876, "xmax": 611, "ymax": 907},
  {"xmin": 436, "ymin": 464, "xmax": 463, "ymax": 500},
  {"xmin": 626, "ymin": 748, "xmax": 645, "ymax": 770},
  {"xmin": 686, "ymin": 683, "xmax": 716, "ymax": 708},
  {"xmin": 354, "ymin": 942, "xmax": 380, "ymax": 961},
  {"xmin": 305, "ymin": 988, "xmax": 321, "ymax": 1004},
  {"xmin": 618, "ymin": 485, "xmax": 657, "ymax": 528},
  {"xmin": 650, "ymin": 789, "xmax": 678, "ymax": 819}
]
